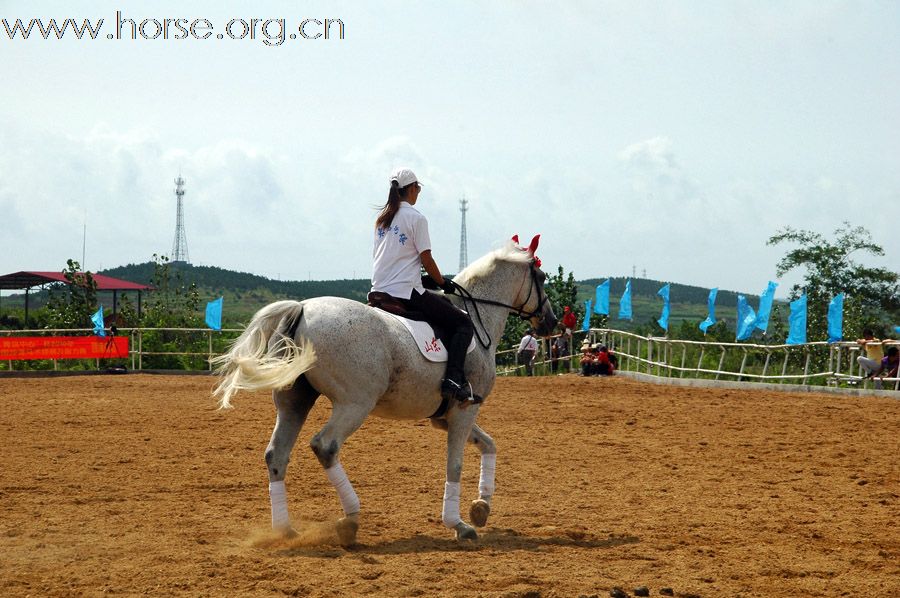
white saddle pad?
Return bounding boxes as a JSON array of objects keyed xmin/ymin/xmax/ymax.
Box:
[{"xmin": 385, "ymin": 312, "xmax": 476, "ymax": 362}]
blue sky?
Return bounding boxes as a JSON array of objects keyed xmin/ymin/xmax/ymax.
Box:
[{"xmin": 2, "ymin": 0, "xmax": 898, "ymax": 298}]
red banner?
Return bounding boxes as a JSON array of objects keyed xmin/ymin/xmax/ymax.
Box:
[{"xmin": 0, "ymin": 336, "xmax": 129, "ymax": 360}]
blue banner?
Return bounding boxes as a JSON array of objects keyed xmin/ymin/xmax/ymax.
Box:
[
  {"xmin": 618, "ymin": 280, "xmax": 632, "ymax": 321},
  {"xmin": 582, "ymin": 299, "xmax": 592, "ymax": 332},
  {"xmin": 657, "ymin": 284, "xmax": 670, "ymax": 331},
  {"xmin": 895, "ymin": 326, "xmax": 900, "ymax": 334},
  {"xmin": 594, "ymin": 279, "xmax": 610, "ymax": 315},
  {"xmin": 755, "ymin": 281, "xmax": 778, "ymax": 333},
  {"xmin": 827, "ymin": 294, "xmax": 844, "ymax": 343},
  {"xmin": 786, "ymin": 294, "xmax": 807, "ymax": 345},
  {"xmin": 736, "ymin": 295, "xmax": 757, "ymax": 341},
  {"xmin": 205, "ymin": 297, "xmax": 223, "ymax": 331},
  {"xmin": 91, "ymin": 306, "xmax": 105, "ymax": 337},
  {"xmin": 699, "ymin": 288, "xmax": 718, "ymax": 334}
]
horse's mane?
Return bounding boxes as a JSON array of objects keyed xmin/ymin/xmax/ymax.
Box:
[{"xmin": 455, "ymin": 240, "xmax": 531, "ymax": 286}]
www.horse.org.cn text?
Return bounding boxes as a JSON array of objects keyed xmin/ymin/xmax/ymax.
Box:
[{"xmin": 2, "ymin": 11, "xmax": 346, "ymax": 46}]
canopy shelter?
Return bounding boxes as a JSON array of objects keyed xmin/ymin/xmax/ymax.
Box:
[{"xmin": 0, "ymin": 271, "xmax": 153, "ymax": 327}]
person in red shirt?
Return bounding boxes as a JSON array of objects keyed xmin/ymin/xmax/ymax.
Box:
[{"xmin": 561, "ymin": 306, "xmax": 577, "ymax": 334}]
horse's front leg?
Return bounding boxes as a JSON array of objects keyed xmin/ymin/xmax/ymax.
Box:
[
  {"xmin": 442, "ymin": 403, "xmax": 480, "ymax": 541},
  {"xmin": 430, "ymin": 419, "xmax": 496, "ymax": 528},
  {"xmin": 266, "ymin": 380, "xmax": 318, "ymax": 535}
]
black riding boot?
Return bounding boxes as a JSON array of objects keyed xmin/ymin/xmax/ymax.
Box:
[{"xmin": 441, "ymin": 332, "xmax": 472, "ymax": 401}]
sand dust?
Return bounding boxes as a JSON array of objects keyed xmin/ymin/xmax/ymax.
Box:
[{"xmin": 0, "ymin": 374, "xmax": 898, "ymax": 597}]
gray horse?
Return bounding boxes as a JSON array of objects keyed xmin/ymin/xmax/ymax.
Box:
[{"xmin": 213, "ymin": 235, "xmax": 557, "ymax": 544}]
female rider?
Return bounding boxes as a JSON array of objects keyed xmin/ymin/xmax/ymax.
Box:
[{"xmin": 371, "ymin": 168, "xmax": 475, "ymax": 401}]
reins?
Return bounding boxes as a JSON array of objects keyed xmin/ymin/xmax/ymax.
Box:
[{"xmin": 446, "ymin": 262, "xmax": 549, "ymax": 350}]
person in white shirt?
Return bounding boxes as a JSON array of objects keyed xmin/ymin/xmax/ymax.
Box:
[
  {"xmin": 371, "ymin": 168, "xmax": 475, "ymax": 401},
  {"xmin": 517, "ymin": 329, "xmax": 538, "ymax": 376}
]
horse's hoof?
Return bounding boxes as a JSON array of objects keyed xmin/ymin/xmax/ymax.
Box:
[
  {"xmin": 454, "ymin": 521, "xmax": 478, "ymax": 541},
  {"xmin": 274, "ymin": 524, "xmax": 298, "ymax": 538},
  {"xmin": 336, "ymin": 515, "xmax": 359, "ymax": 547},
  {"xmin": 469, "ymin": 499, "xmax": 491, "ymax": 527}
]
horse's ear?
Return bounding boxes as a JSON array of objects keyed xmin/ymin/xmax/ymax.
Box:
[
  {"xmin": 527, "ymin": 234, "xmax": 540, "ymax": 255},
  {"xmin": 511, "ymin": 234, "xmax": 519, "ymax": 245}
]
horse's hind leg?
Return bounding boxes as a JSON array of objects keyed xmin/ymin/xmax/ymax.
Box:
[
  {"xmin": 309, "ymin": 400, "xmax": 371, "ymax": 547},
  {"xmin": 266, "ymin": 377, "xmax": 318, "ymax": 535},
  {"xmin": 430, "ymin": 419, "xmax": 496, "ymax": 528}
]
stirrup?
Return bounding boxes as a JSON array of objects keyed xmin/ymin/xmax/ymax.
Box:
[{"xmin": 441, "ymin": 378, "xmax": 473, "ymax": 402}]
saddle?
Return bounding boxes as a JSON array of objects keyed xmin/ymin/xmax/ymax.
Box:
[{"xmin": 367, "ymin": 292, "xmax": 474, "ymax": 362}]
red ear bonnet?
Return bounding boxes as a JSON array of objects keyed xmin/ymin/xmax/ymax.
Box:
[
  {"xmin": 527, "ymin": 234, "xmax": 540, "ymax": 255},
  {"xmin": 511, "ymin": 234, "xmax": 520, "ymax": 245}
]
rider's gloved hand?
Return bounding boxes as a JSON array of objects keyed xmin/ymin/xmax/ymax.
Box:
[
  {"xmin": 439, "ymin": 278, "xmax": 456, "ymax": 294},
  {"xmin": 421, "ymin": 275, "xmax": 440, "ymax": 291}
]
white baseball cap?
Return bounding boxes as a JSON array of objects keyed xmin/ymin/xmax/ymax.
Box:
[{"xmin": 390, "ymin": 168, "xmax": 421, "ymax": 188}]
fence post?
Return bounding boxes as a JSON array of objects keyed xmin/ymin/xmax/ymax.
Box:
[
  {"xmin": 138, "ymin": 329, "xmax": 143, "ymax": 371},
  {"xmin": 761, "ymin": 349, "xmax": 771, "ymax": 379},
  {"xmin": 208, "ymin": 330, "xmax": 213, "ymax": 371},
  {"xmin": 780, "ymin": 349, "xmax": 790, "ymax": 383},
  {"xmin": 802, "ymin": 349, "xmax": 811, "ymax": 385},
  {"xmin": 738, "ymin": 348, "xmax": 748, "ymax": 382},
  {"xmin": 680, "ymin": 344, "xmax": 687, "ymax": 378},
  {"xmin": 715, "ymin": 346, "xmax": 726, "ymax": 380},
  {"xmin": 696, "ymin": 348, "xmax": 705, "ymax": 376},
  {"xmin": 647, "ymin": 340, "xmax": 653, "ymax": 375}
]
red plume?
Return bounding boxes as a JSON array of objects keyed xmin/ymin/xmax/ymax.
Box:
[
  {"xmin": 511, "ymin": 234, "xmax": 520, "ymax": 245},
  {"xmin": 527, "ymin": 234, "xmax": 540, "ymax": 254}
]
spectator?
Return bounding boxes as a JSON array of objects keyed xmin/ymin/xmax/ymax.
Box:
[
  {"xmin": 517, "ymin": 328, "xmax": 538, "ymax": 376},
  {"xmin": 856, "ymin": 329, "xmax": 884, "ymax": 378},
  {"xmin": 579, "ymin": 340, "xmax": 595, "ymax": 376},
  {"xmin": 550, "ymin": 332, "xmax": 569, "ymax": 373},
  {"xmin": 594, "ymin": 344, "xmax": 613, "ymax": 376},
  {"xmin": 561, "ymin": 306, "xmax": 577, "ymax": 337},
  {"xmin": 868, "ymin": 346, "xmax": 899, "ymax": 390},
  {"xmin": 597, "ymin": 345, "xmax": 619, "ymax": 376}
]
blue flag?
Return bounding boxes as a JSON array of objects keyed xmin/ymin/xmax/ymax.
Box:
[
  {"xmin": 895, "ymin": 325, "xmax": 900, "ymax": 334},
  {"xmin": 91, "ymin": 306, "xmax": 105, "ymax": 337},
  {"xmin": 594, "ymin": 280, "xmax": 610, "ymax": 315},
  {"xmin": 205, "ymin": 297, "xmax": 223, "ymax": 331},
  {"xmin": 699, "ymin": 288, "xmax": 718, "ymax": 334},
  {"xmin": 755, "ymin": 281, "xmax": 778, "ymax": 333},
  {"xmin": 786, "ymin": 294, "xmax": 807, "ymax": 345},
  {"xmin": 736, "ymin": 295, "xmax": 757, "ymax": 341},
  {"xmin": 618, "ymin": 280, "xmax": 632, "ymax": 321},
  {"xmin": 827, "ymin": 294, "xmax": 844, "ymax": 343},
  {"xmin": 582, "ymin": 299, "xmax": 592, "ymax": 332},
  {"xmin": 657, "ymin": 284, "xmax": 670, "ymax": 331}
]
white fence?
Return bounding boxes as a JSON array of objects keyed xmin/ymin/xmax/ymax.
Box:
[{"xmin": 2, "ymin": 326, "xmax": 898, "ymax": 392}]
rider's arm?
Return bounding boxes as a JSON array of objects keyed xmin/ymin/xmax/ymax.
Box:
[{"xmin": 420, "ymin": 250, "xmax": 444, "ymax": 286}]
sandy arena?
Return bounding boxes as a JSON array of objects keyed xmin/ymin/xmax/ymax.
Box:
[{"xmin": 0, "ymin": 374, "xmax": 897, "ymax": 597}]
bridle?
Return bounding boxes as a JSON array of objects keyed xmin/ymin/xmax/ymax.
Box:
[{"xmin": 447, "ymin": 260, "xmax": 550, "ymax": 349}]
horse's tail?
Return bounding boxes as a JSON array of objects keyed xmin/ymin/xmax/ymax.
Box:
[{"xmin": 211, "ymin": 300, "xmax": 316, "ymax": 409}]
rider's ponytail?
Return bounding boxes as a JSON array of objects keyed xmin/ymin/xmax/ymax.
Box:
[{"xmin": 376, "ymin": 180, "xmax": 407, "ymax": 230}]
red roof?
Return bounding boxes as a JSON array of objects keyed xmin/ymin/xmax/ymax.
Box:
[{"xmin": 0, "ymin": 271, "xmax": 153, "ymax": 291}]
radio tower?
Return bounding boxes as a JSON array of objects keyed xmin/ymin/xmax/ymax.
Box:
[
  {"xmin": 458, "ymin": 197, "xmax": 469, "ymax": 271},
  {"xmin": 171, "ymin": 175, "xmax": 190, "ymax": 264}
]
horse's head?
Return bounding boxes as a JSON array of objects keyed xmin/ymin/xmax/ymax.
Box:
[{"xmin": 511, "ymin": 234, "xmax": 558, "ymax": 337}]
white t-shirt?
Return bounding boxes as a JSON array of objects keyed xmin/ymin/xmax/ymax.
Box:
[
  {"xmin": 518, "ymin": 334, "xmax": 537, "ymax": 352},
  {"xmin": 371, "ymin": 202, "xmax": 432, "ymax": 299}
]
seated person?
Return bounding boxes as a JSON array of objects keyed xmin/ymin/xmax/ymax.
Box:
[
  {"xmin": 869, "ymin": 346, "xmax": 899, "ymax": 390},
  {"xmin": 607, "ymin": 348, "xmax": 619, "ymax": 371},
  {"xmin": 856, "ymin": 329, "xmax": 884, "ymax": 377},
  {"xmin": 596, "ymin": 345, "xmax": 616, "ymax": 375},
  {"xmin": 580, "ymin": 343, "xmax": 596, "ymax": 376},
  {"xmin": 594, "ymin": 345, "xmax": 612, "ymax": 376}
]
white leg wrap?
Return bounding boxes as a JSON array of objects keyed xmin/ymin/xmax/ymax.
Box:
[
  {"xmin": 325, "ymin": 463, "xmax": 360, "ymax": 516},
  {"xmin": 479, "ymin": 453, "xmax": 496, "ymax": 498},
  {"xmin": 269, "ymin": 480, "xmax": 290, "ymax": 530},
  {"xmin": 442, "ymin": 481, "xmax": 462, "ymax": 528}
]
